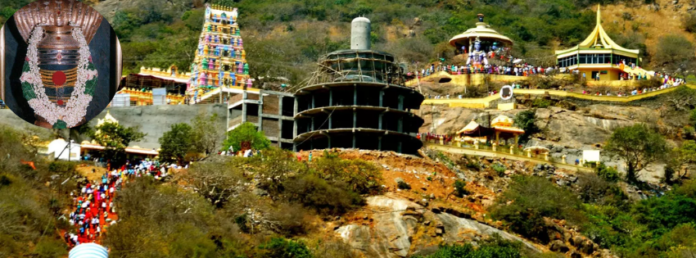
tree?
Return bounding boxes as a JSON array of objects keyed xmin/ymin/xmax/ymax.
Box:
[
  {"xmin": 88, "ymin": 121, "xmax": 145, "ymax": 165},
  {"xmin": 190, "ymin": 113, "xmax": 223, "ymax": 157},
  {"xmin": 514, "ymin": 109, "xmax": 540, "ymax": 143},
  {"xmin": 222, "ymin": 122, "xmax": 271, "ymax": 153},
  {"xmin": 671, "ymin": 140, "xmax": 696, "ymax": 183},
  {"xmin": 605, "ymin": 124, "xmax": 668, "ymax": 183},
  {"xmin": 653, "ymin": 35, "xmax": 696, "ymax": 76},
  {"xmin": 159, "ymin": 123, "xmax": 193, "ymax": 164}
]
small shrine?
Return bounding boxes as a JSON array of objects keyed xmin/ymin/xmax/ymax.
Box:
[
  {"xmin": 490, "ymin": 115, "xmax": 524, "ymax": 147},
  {"xmin": 454, "ymin": 115, "xmax": 525, "ymax": 149},
  {"xmin": 449, "ymin": 14, "xmax": 514, "ymax": 66}
]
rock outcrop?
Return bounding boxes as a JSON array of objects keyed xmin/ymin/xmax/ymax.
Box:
[{"xmin": 335, "ymin": 195, "xmax": 540, "ymax": 257}]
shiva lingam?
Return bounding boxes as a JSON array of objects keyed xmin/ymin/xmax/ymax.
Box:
[{"xmin": 14, "ymin": 0, "xmax": 103, "ymax": 128}]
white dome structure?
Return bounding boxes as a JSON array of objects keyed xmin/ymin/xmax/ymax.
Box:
[{"xmin": 69, "ymin": 243, "xmax": 108, "ymax": 258}]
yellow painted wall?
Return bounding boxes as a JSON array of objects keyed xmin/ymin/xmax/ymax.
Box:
[{"xmin": 578, "ymin": 68, "xmax": 621, "ymax": 81}]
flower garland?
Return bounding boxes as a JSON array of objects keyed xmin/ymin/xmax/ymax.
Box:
[{"xmin": 20, "ymin": 26, "xmax": 98, "ymax": 129}]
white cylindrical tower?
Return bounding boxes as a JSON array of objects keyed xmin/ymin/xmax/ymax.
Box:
[
  {"xmin": 69, "ymin": 243, "xmax": 109, "ymax": 258},
  {"xmin": 351, "ymin": 17, "xmax": 371, "ymax": 50}
]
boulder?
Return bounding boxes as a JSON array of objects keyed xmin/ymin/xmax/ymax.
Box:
[{"xmin": 550, "ymin": 240, "xmax": 570, "ymax": 253}]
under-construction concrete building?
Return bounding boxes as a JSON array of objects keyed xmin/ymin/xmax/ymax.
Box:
[{"xmin": 293, "ymin": 17, "xmax": 424, "ymax": 155}]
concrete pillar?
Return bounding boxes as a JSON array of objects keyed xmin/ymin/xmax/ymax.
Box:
[
  {"xmin": 398, "ymin": 116, "xmax": 403, "ymax": 133},
  {"xmin": 329, "ymin": 89, "xmax": 333, "ymax": 106},
  {"xmin": 379, "ymin": 89, "xmax": 384, "ymax": 107},
  {"xmin": 354, "ymin": 86, "xmax": 357, "ymax": 105},
  {"xmin": 242, "ymin": 94, "xmax": 247, "ymax": 123},
  {"xmin": 510, "ymin": 145, "xmax": 514, "ymax": 155},
  {"xmin": 378, "ymin": 136, "xmax": 382, "ymax": 150},
  {"xmin": 311, "ymin": 117, "xmax": 315, "ymax": 131},
  {"xmin": 398, "ymin": 141, "xmax": 402, "ymax": 153},
  {"xmin": 352, "ymin": 134, "xmax": 356, "ymax": 148},
  {"xmin": 495, "ymin": 131, "xmax": 500, "ymax": 145},
  {"xmin": 312, "ymin": 93, "xmax": 316, "ymax": 109},
  {"xmin": 293, "ymin": 97, "xmax": 298, "ymax": 138},
  {"xmin": 258, "ymin": 94, "xmax": 263, "ymax": 132},
  {"xmin": 514, "ymin": 134, "xmax": 519, "ymax": 148},
  {"xmin": 379, "ymin": 113, "xmax": 383, "ymax": 130},
  {"xmin": 353, "ymin": 110, "xmax": 357, "ymax": 128},
  {"xmin": 398, "ymin": 95, "xmax": 404, "ymax": 110},
  {"xmin": 329, "ymin": 114, "xmax": 333, "ymax": 129},
  {"xmin": 328, "ymin": 135, "xmax": 332, "ymax": 148}
]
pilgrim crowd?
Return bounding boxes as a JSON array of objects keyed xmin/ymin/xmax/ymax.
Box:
[{"xmin": 63, "ymin": 159, "xmax": 178, "ymax": 247}]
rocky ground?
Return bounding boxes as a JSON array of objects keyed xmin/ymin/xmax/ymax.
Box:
[
  {"xmin": 419, "ymin": 91, "xmax": 687, "ymax": 184},
  {"xmin": 295, "ymin": 149, "xmax": 618, "ymax": 258}
]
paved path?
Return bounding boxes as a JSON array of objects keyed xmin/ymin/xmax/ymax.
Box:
[{"xmin": 426, "ymin": 143, "xmax": 593, "ymax": 172}]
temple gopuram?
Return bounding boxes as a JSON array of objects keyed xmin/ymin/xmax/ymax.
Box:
[{"xmin": 188, "ymin": 4, "xmax": 252, "ymax": 104}]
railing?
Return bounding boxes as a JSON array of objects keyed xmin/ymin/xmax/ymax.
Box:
[
  {"xmin": 422, "ymin": 84, "xmax": 696, "ymax": 107},
  {"xmin": 423, "ymin": 140, "xmax": 593, "ymax": 171}
]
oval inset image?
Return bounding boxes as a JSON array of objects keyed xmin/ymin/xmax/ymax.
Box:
[{"xmin": 1, "ymin": 0, "xmax": 122, "ymax": 129}]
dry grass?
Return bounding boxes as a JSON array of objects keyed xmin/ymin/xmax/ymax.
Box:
[{"xmin": 602, "ymin": 0, "xmax": 696, "ymax": 65}]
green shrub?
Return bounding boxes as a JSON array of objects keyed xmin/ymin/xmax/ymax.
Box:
[
  {"xmin": 492, "ymin": 163, "xmax": 506, "ymax": 176},
  {"xmin": 532, "ymin": 98, "xmax": 551, "ymax": 108},
  {"xmin": 596, "ymin": 163, "xmax": 621, "ymax": 182},
  {"xmin": 47, "ymin": 161, "xmax": 77, "ymax": 174},
  {"xmin": 675, "ymin": 180, "xmax": 696, "ymax": 198},
  {"xmin": 413, "ymin": 235, "xmax": 523, "ymax": 258},
  {"xmin": 285, "ymin": 175, "xmax": 363, "ymax": 215},
  {"xmin": 259, "ymin": 237, "xmax": 312, "ymax": 258},
  {"xmin": 491, "ymin": 175, "xmax": 585, "ymax": 243},
  {"xmin": 312, "ymin": 150, "xmax": 383, "ymax": 195},
  {"xmin": 235, "ymin": 213, "xmax": 250, "ymax": 233},
  {"xmin": 465, "ymin": 161, "xmax": 481, "ymax": 171},
  {"xmin": 397, "ymin": 181, "xmax": 412, "ymax": 190},
  {"xmin": 576, "ymin": 172, "xmax": 627, "ymax": 206},
  {"xmin": 454, "ymin": 180, "xmax": 469, "ymax": 197}
]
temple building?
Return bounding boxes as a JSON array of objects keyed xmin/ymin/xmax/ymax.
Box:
[
  {"xmin": 555, "ymin": 5, "xmax": 640, "ymax": 81},
  {"xmin": 113, "ymin": 65, "xmax": 188, "ymax": 106},
  {"xmin": 188, "ymin": 4, "xmax": 252, "ymax": 103},
  {"xmin": 80, "ymin": 111, "xmax": 159, "ymax": 159},
  {"xmin": 293, "ymin": 17, "xmax": 424, "ymax": 155},
  {"xmin": 449, "ymin": 14, "xmax": 513, "ymax": 60},
  {"xmin": 455, "ymin": 115, "xmax": 524, "ymax": 148}
]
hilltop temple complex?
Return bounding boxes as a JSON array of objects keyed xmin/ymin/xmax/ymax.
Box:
[{"xmin": 555, "ymin": 5, "xmax": 647, "ymax": 84}]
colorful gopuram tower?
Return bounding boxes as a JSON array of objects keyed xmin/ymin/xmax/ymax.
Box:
[{"xmin": 188, "ymin": 4, "xmax": 251, "ymax": 100}]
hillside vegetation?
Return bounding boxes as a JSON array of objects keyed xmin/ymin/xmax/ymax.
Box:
[{"xmin": 3, "ymin": 0, "xmax": 695, "ymax": 86}]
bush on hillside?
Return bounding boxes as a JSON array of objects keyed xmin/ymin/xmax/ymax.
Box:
[
  {"xmin": 576, "ymin": 172, "xmax": 627, "ymax": 206},
  {"xmin": 312, "ymin": 150, "xmax": 383, "ymax": 195},
  {"xmin": 285, "ymin": 175, "xmax": 363, "ymax": 215},
  {"xmin": 596, "ymin": 163, "xmax": 621, "ymax": 182},
  {"xmin": 259, "ymin": 237, "xmax": 312, "ymax": 258},
  {"xmin": 453, "ymin": 180, "xmax": 470, "ymax": 197},
  {"xmin": 397, "ymin": 181, "xmax": 412, "ymax": 190},
  {"xmin": 491, "ymin": 175, "xmax": 585, "ymax": 243},
  {"xmin": 413, "ymin": 235, "xmax": 524, "ymax": 258},
  {"xmin": 48, "ymin": 161, "xmax": 77, "ymax": 174},
  {"xmin": 492, "ymin": 163, "xmax": 507, "ymax": 176}
]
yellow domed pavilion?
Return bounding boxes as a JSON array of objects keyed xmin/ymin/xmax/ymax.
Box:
[{"xmin": 555, "ymin": 5, "xmax": 640, "ymax": 81}]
